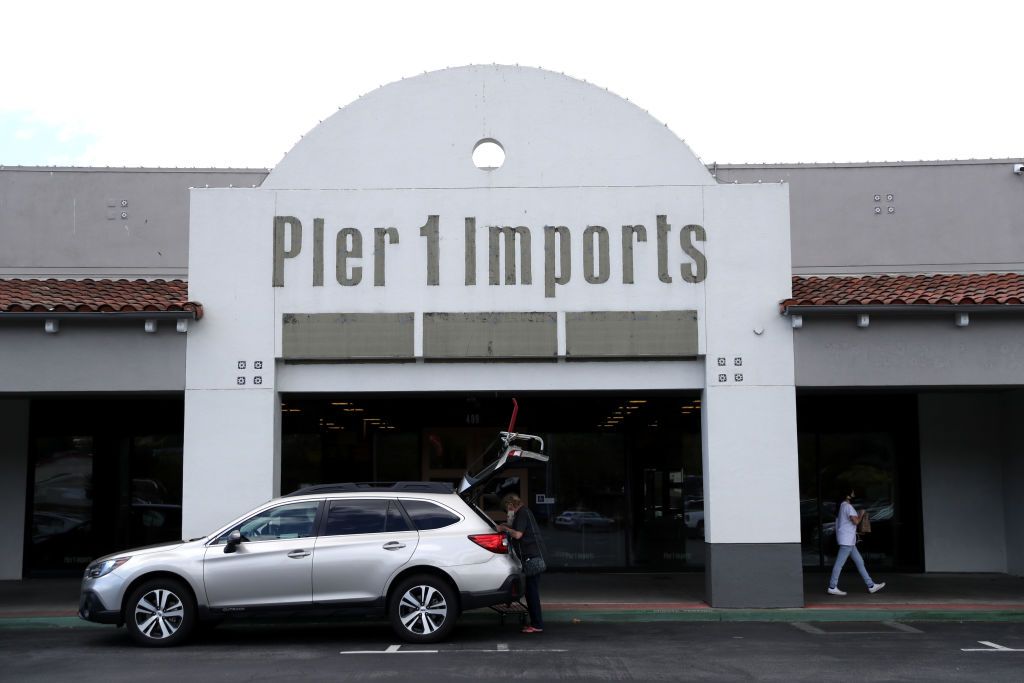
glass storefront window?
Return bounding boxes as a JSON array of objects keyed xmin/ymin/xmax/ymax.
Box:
[
  {"xmin": 280, "ymin": 394, "xmax": 702, "ymax": 571},
  {"xmin": 797, "ymin": 394, "xmax": 923, "ymax": 572},
  {"xmin": 30, "ymin": 436, "xmax": 94, "ymax": 572},
  {"xmin": 818, "ymin": 432, "xmax": 897, "ymax": 570},
  {"xmin": 544, "ymin": 433, "xmax": 627, "ymax": 568},
  {"xmin": 127, "ymin": 435, "xmax": 183, "ymax": 548},
  {"xmin": 26, "ymin": 399, "xmax": 185, "ymax": 576}
]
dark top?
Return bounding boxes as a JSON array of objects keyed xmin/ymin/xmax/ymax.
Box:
[{"xmin": 511, "ymin": 506, "xmax": 543, "ymax": 559}]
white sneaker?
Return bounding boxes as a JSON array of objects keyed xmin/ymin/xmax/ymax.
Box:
[
  {"xmin": 827, "ymin": 587, "xmax": 847, "ymax": 596},
  {"xmin": 868, "ymin": 582, "xmax": 886, "ymax": 594}
]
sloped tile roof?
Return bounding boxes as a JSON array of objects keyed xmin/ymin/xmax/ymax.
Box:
[
  {"xmin": 784, "ymin": 273, "xmax": 1024, "ymax": 309},
  {"xmin": 0, "ymin": 279, "xmax": 202, "ymax": 318},
  {"xmin": 3, "ymin": 274, "xmax": 1019, "ymax": 320}
]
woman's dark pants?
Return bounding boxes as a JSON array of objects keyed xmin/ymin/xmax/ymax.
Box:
[{"xmin": 525, "ymin": 574, "xmax": 544, "ymax": 629}]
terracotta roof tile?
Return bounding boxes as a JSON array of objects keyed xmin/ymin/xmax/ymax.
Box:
[
  {"xmin": 4, "ymin": 274, "xmax": 1019, "ymax": 321},
  {"xmin": 0, "ymin": 279, "xmax": 203, "ymax": 319},
  {"xmin": 783, "ymin": 273, "xmax": 1024, "ymax": 310}
]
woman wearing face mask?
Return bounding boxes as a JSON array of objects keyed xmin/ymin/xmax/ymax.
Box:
[
  {"xmin": 828, "ymin": 486, "xmax": 886, "ymax": 596},
  {"xmin": 497, "ymin": 493, "xmax": 545, "ymax": 633}
]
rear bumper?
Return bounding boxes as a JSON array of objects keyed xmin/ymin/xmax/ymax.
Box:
[
  {"xmin": 460, "ymin": 573, "xmax": 525, "ymax": 611},
  {"xmin": 79, "ymin": 590, "xmax": 121, "ymax": 625}
]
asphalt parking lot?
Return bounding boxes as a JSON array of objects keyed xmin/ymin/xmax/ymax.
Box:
[{"xmin": 2, "ymin": 619, "xmax": 1023, "ymax": 682}]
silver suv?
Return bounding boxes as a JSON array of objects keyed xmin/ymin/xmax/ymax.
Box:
[{"xmin": 79, "ymin": 431, "xmax": 547, "ymax": 646}]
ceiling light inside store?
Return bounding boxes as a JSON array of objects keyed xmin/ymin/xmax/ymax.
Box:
[
  {"xmin": 628, "ymin": 400, "xmax": 647, "ymax": 404},
  {"xmin": 331, "ymin": 402, "xmax": 350, "ymax": 406}
]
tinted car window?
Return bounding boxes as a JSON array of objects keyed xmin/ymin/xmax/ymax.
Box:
[
  {"xmin": 324, "ymin": 500, "xmax": 410, "ymax": 536},
  {"xmin": 400, "ymin": 500, "xmax": 461, "ymax": 530},
  {"xmin": 223, "ymin": 501, "xmax": 318, "ymax": 542}
]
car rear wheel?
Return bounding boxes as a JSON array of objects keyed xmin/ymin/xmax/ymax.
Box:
[
  {"xmin": 389, "ymin": 574, "xmax": 458, "ymax": 643},
  {"xmin": 125, "ymin": 578, "xmax": 195, "ymax": 647}
]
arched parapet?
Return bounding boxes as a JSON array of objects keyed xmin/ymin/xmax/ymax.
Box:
[{"xmin": 263, "ymin": 65, "xmax": 715, "ymax": 190}]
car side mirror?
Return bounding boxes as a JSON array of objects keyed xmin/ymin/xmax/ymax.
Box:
[{"xmin": 224, "ymin": 529, "xmax": 243, "ymax": 554}]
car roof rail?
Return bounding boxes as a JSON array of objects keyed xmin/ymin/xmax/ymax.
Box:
[{"xmin": 284, "ymin": 481, "xmax": 455, "ymax": 497}]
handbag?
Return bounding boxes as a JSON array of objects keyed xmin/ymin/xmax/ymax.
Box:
[
  {"xmin": 523, "ymin": 556, "xmax": 547, "ymax": 577},
  {"xmin": 520, "ymin": 508, "xmax": 547, "ymax": 576}
]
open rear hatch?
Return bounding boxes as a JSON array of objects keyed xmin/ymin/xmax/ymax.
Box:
[{"xmin": 457, "ymin": 399, "xmax": 549, "ymax": 502}]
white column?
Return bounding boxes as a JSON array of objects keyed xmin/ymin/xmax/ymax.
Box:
[
  {"xmin": 701, "ymin": 385, "xmax": 800, "ymax": 545},
  {"xmin": 700, "ymin": 183, "xmax": 802, "ymax": 607},
  {"xmin": 182, "ymin": 388, "xmax": 280, "ymax": 538},
  {"xmin": 183, "ymin": 188, "xmax": 279, "ymax": 538}
]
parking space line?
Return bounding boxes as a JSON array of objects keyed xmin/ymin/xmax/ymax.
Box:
[
  {"xmin": 961, "ymin": 641, "xmax": 1024, "ymax": 652},
  {"xmin": 790, "ymin": 621, "xmax": 923, "ymax": 636},
  {"xmin": 340, "ymin": 644, "xmax": 568, "ymax": 655},
  {"xmin": 342, "ymin": 644, "xmax": 437, "ymax": 655},
  {"xmin": 881, "ymin": 621, "xmax": 923, "ymax": 634}
]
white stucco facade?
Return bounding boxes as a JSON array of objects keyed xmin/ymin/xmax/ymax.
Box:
[{"xmin": 183, "ymin": 66, "xmax": 800, "ymax": 604}]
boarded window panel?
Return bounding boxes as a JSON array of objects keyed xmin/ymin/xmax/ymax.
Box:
[
  {"xmin": 565, "ymin": 310, "xmax": 698, "ymax": 358},
  {"xmin": 423, "ymin": 312, "xmax": 556, "ymax": 359},
  {"xmin": 282, "ymin": 313, "xmax": 414, "ymax": 360}
]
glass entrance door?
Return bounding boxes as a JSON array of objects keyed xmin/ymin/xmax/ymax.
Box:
[{"xmin": 628, "ymin": 424, "xmax": 703, "ymax": 569}]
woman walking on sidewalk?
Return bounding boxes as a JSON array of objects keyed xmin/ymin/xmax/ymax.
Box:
[
  {"xmin": 828, "ymin": 487, "xmax": 886, "ymax": 596},
  {"xmin": 497, "ymin": 493, "xmax": 546, "ymax": 633}
]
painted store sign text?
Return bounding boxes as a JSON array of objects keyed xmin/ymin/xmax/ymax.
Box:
[{"xmin": 272, "ymin": 214, "xmax": 706, "ymax": 298}]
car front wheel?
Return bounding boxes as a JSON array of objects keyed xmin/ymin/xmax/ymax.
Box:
[
  {"xmin": 389, "ymin": 574, "xmax": 458, "ymax": 643},
  {"xmin": 125, "ymin": 578, "xmax": 195, "ymax": 647}
]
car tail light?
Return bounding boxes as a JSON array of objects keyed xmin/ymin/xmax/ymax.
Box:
[{"xmin": 468, "ymin": 533, "xmax": 509, "ymax": 554}]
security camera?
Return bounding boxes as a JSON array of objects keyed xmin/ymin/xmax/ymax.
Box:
[{"xmin": 1015, "ymin": 163, "xmax": 1024, "ymax": 175}]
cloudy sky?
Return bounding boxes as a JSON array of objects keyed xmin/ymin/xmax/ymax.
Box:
[{"xmin": 1, "ymin": 0, "xmax": 1020, "ymax": 169}]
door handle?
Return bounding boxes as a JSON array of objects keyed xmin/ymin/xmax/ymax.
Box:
[
  {"xmin": 382, "ymin": 542, "xmax": 406, "ymax": 551},
  {"xmin": 287, "ymin": 549, "xmax": 311, "ymax": 559}
]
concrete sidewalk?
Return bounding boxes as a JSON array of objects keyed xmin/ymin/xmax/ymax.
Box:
[
  {"xmin": 536, "ymin": 572, "xmax": 1024, "ymax": 623},
  {"xmin": 2, "ymin": 573, "xmax": 1022, "ymax": 625}
]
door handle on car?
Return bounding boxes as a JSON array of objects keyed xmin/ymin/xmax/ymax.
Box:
[
  {"xmin": 382, "ymin": 542, "xmax": 406, "ymax": 551},
  {"xmin": 287, "ymin": 549, "xmax": 311, "ymax": 559}
]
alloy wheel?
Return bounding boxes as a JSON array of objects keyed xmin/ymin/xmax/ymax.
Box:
[
  {"xmin": 133, "ymin": 588, "xmax": 185, "ymax": 640},
  {"xmin": 397, "ymin": 584, "xmax": 449, "ymax": 636}
]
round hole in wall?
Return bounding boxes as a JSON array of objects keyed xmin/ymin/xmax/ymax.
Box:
[{"xmin": 472, "ymin": 139, "xmax": 505, "ymax": 171}]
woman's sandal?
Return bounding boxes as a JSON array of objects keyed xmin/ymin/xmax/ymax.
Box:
[{"xmin": 521, "ymin": 626, "xmax": 544, "ymax": 633}]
